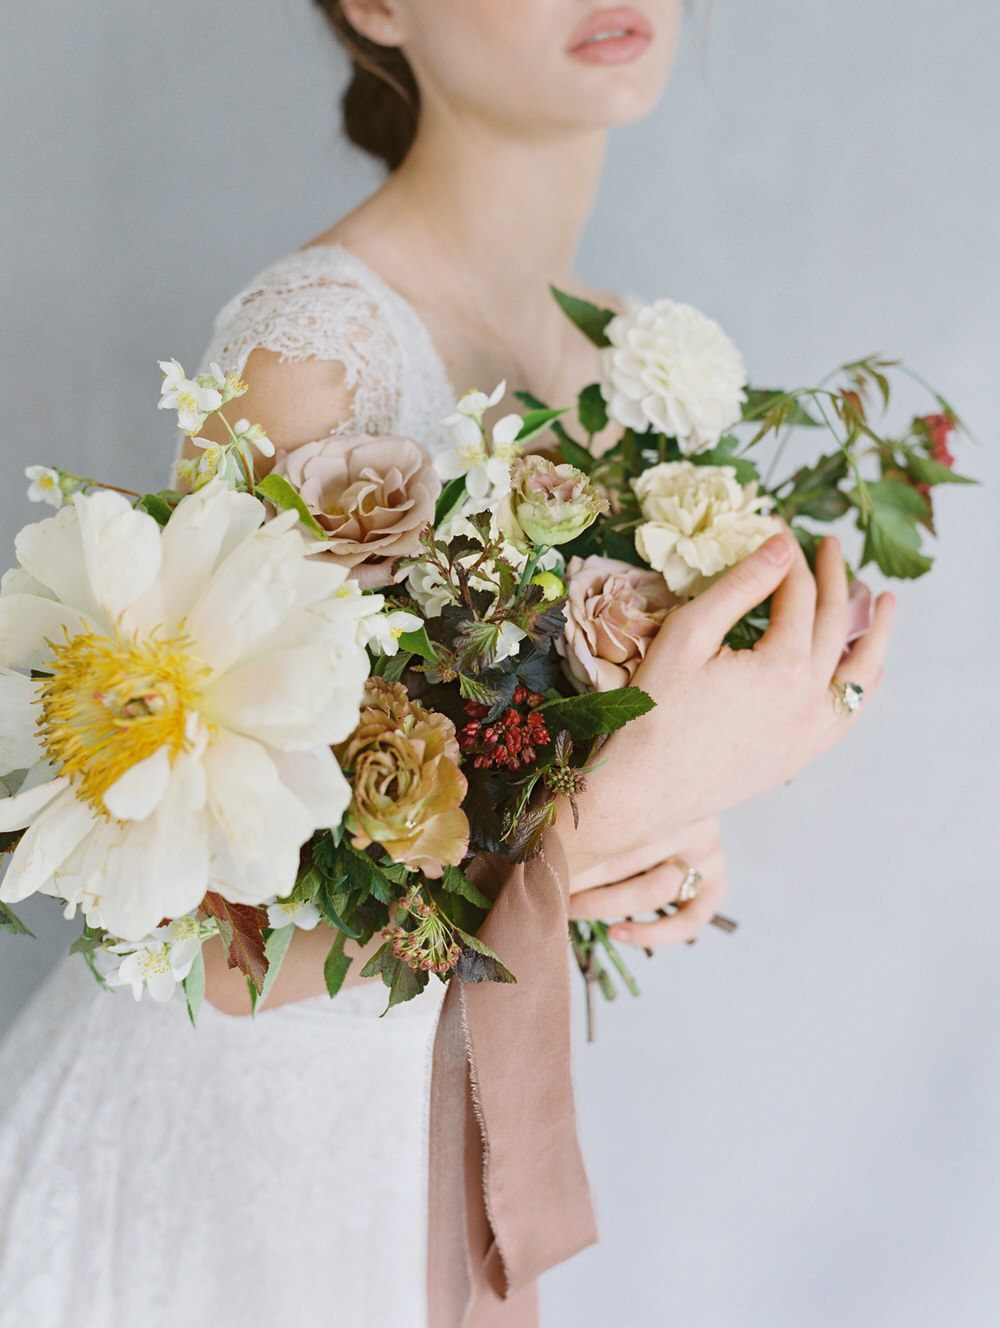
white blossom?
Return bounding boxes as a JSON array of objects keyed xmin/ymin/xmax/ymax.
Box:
[
  {"xmin": 361, "ymin": 608, "xmax": 424, "ymax": 657},
  {"xmin": 25, "ymin": 466, "xmax": 64, "ymax": 510},
  {"xmin": 435, "ymin": 383, "xmax": 524, "ymax": 506},
  {"xmin": 0, "ymin": 480, "xmax": 373, "ymax": 940},
  {"xmin": 266, "ymin": 898, "xmax": 321, "ymax": 931},
  {"xmin": 158, "ymin": 359, "xmax": 223, "ymax": 435},
  {"xmin": 105, "ymin": 915, "xmax": 209, "ymax": 1003},
  {"xmin": 599, "ymin": 300, "xmax": 747, "ymax": 454}
]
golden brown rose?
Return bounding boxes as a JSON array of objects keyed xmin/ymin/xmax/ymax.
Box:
[{"xmin": 334, "ymin": 678, "xmax": 469, "ymax": 877}]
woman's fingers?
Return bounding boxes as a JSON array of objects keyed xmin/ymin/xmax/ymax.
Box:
[
  {"xmin": 661, "ymin": 532, "xmax": 794, "ymax": 661},
  {"xmin": 811, "ymin": 535, "xmax": 850, "ymax": 673},
  {"xmin": 608, "ymin": 869, "xmax": 728, "ymax": 947},
  {"xmin": 568, "ymin": 857, "xmax": 688, "ymax": 921},
  {"xmin": 758, "ymin": 528, "xmax": 817, "ymax": 658},
  {"xmin": 833, "ymin": 590, "xmax": 896, "ymax": 695}
]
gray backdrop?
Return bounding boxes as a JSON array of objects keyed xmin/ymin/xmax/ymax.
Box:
[{"xmin": 2, "ymin": 2, "xmax": 998, "ymax": 1325}]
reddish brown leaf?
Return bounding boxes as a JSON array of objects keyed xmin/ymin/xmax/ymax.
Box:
[{"xmin": 201, "ymin": 893, "xmax": 269, "ymax": 993}]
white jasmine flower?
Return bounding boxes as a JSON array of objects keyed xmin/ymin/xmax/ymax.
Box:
[
  {"xmin": 232, "ymin": 418, "xmax": 275, "ymax": 459},
  {"xmin": 0, "ymin": 480, "xmax": 373, "ymax": 940},
  {"xmin": 105, "ymin": 915, "xmax": 208, "ymax": 1002},
  {"xmin": 495, "ymin": 621, "xmax": 527, "ymax": 662},
  {"xmin": 206, "ymin": 362, "xmax": 249, "ymax": 404},
  {"xmin": 158, "ymin": 358, "xmax": 223, "ymax": 435},
  {"xmin": 362, "ymin": 608, "xmax": 424, "ymax": 657},
  {"xmin": 632, "ymin": 461, "xmax": 779, "ymax": 597},
  {"xmin": 599, "ymin": 300, "xmax": 747, "ymax": 454},
  {"xmin": 266, "ymin": 897, "xmax": 321, "ymax": 931},
  {"xmin": 436, "ymin": 384, "xmax": 524, "ymax": 504},
  {"xmin": 25, "ymin": 466, "xmax": 64, "ymax": 510}
]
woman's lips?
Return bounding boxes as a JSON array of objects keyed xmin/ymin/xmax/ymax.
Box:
[{"xmin": 567, "ymin": 6, "xmax": 654, "ymax": 65}]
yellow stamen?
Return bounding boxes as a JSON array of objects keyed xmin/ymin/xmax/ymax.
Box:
[{"xmin": 37, "ymin": 627, "xmax": 208, "ymax": 815}]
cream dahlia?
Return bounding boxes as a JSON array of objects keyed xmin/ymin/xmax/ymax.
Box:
[{"xmin": 599, "ymin": 299, "xmax": 747, "ymax": 454}]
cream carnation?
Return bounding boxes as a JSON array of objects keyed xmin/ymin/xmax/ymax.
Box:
[
  {"xmin": 632, "ymin": 461, "xmax": 779, "ymax": 597},
  {"xmin": 599, "ymin": 299, "xmax": 747, "ymax": 454}
]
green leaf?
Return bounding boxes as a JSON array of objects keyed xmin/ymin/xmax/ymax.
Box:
[
  {"xmin": 578, "ymin": 383, "xmax": 608, "ymax": 436},
  {"xmin": 435, "ymin": 476, "xmax": 467, "ymax": 525},
  {"xmin": 780, "ymin": 451, "xmax": 852, "ymax": 521},
  {"xmin": 341, "ymin": 843, "xmax": 399, "ymax": 906},
  {"xmin": 323, "ymin": 930, "xmax": 352, "ymax": 998},
  {"xmin": 557, "ymin": 433, "xmax": 596, "ymax": 474},
  {"xmin": 0, "ymin": 900, "xmax": 33, "ymax": 937},
  {"xmin": 137, "ymin": 492, "xmax": 175, "ymax": 526},
  {"xmin": 743, "ymin": 388, "xmax": 822, "ymax": 427},
  {"xmin": 905, "ymin": 455, "xmax": 977, "ymax": 487},
  {"xmin": 183, "ymin": 949, "xmax": 206, "ymax": 1028},
  {"xmin": 255, "ymin": 473, "xmax": 326, "ymax": 539},
  {"xmin": 441, "ymin": 864, "xmax": 492, "ymax": 910},
  {"xmin": 398, "ymin": 624, "xmax": 438, "ymax": 663},
  {"xmin": 549, "ymin": 285, "xmax": 615, "ymax": 349},
  {"xmin": 517, "ymin": 408, "xmax": 568, "ymax": 445},
  {"xmin": 254, "ymin": 924, "xmax": 295, "ymax": 1012},
  {"xmin": 541, "ymin": 686, "xmax": 655, "ymax": 740},
  {"xmin": 319, "ymin": 883, "xmax": 362, "ymax": 938},
  {"xmin": 851, "ymin": 480, "xmax": 932, "ymax": 579},
  {"xmin": 688, "ymin": 434, "xmax": 760, "ymax": 484}
]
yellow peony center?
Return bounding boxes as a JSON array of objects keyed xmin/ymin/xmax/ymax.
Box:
[{"xmin": 37, "ymin": 628, "xmax": 208, "ymax": 814}]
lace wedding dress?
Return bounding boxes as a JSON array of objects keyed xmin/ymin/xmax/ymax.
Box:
[{"xmin": 0, "ymin": 244, "xmax": 460, "ymax": 1328}]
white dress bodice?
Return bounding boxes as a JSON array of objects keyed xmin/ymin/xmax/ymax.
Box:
[{"xmin": 0, "ymin": 243, "xmax": 459, "ymax": 1328}]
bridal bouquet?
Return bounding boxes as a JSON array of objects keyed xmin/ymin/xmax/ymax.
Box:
[{"xmin": 0, "ymin": 295, "xmax": 972, "ymax": 1020}]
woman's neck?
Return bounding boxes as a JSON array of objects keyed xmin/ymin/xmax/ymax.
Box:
[{"xmin": 370, "ymin": 116, "xmax": 607, "ymax": 313}]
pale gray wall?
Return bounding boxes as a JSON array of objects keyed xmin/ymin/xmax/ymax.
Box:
[{"xmin": 2, "ymin": 2, "xmax": 998, "ymax": 1325}]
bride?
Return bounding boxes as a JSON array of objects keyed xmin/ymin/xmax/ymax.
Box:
[{"xmin": 0, "ymin": 1, "xmax": 894, "ymax": 1324}]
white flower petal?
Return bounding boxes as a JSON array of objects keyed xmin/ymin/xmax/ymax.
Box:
[
  {"xmin": 73, "ymin": 489, "xmax": 163, "ymax": 633},
  {"xmin": 0, "ymin": 774, "xmax": 69, "ymax": 834},
  {"xmin": 267, "ymin": 746, "xmax": 351, "ymax": 830},
  {"xmin": 0, "ymin": 784, "xmax": 90, "ymax": 900},
  {"xmin": 0, "ymin": 593, "xmax": 94, "ymax": 671},
  {"xmin": 13, "ymin": 505, "xmax": 98, "ymax": 619},
  {"xmin": 0, "ymin": 669, "xmax": 43, "ymax": 771},
  {"xmin": 102, "ymin": 746, "xmax": 172, "ymax": 822}
]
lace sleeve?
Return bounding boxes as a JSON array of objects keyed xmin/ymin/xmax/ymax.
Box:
[{"xmin": 196, "ymin": 247, "xmax": 408, "ymax": 439}]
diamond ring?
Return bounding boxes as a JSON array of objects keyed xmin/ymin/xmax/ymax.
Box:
[
  {"xmin": 830, "ymin": 677, "xmax": 864, "ymax": 717},
  {"xmin": 675, "ymin": 865, "xmax": 703, "ymax": 903}
]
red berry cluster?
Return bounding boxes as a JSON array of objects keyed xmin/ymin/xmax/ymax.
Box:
[{"xmin": 459, "ymin": 685, "xmax": 551, "ymax": 771}]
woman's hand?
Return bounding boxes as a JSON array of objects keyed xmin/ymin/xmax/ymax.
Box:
[
  {"xmin": 568, "ymin": 816, "xmax": 727, "ymax": 948},
  {"xmin": 556, "ymin": 529, "xmax": 895, "ymax": 883}
]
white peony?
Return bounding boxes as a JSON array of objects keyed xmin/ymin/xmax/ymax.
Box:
[
  {"xmin": 632, "ymin": 461, "xmax": 779, "ymax": 597},
  {"xmin": 0, "ymin": 480, "xmax": 376, "ymax": 940},
  {"xmin": 599, "ymin": 300, "xmax": 747, "ymax": 454}
]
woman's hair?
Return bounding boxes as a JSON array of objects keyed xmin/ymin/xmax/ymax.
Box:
[{"xmin": 314, "ymin": 1, "xmax": 420, "ymax": 172}]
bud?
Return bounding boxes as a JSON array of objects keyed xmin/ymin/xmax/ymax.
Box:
[{"xmin": 496, "ymin": 455, "xmax": 608, "ymax": 549}]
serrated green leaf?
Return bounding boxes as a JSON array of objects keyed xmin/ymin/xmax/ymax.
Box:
[
  {"xmin": 183, "ymin": 948, "xmax": 205, "ymax": 1028},
  {"xmin": 541, "ymin": 686, "xmax": 655, "ymax": 739},
  {"xmin": 324, "ymin": 930, "xmax": 352, "ymax": 997},
  {"xmin": 743, "ymin": 388, "xmax": 822, "ymax": 427},
  {"xmin": 441, "ymin": 865, "xmax": 492, "ymax": 910},
  {"xmin": 255, "ymin": 473, "xmax": 326, "ymax": 539},
  {"xmin": 319, "ymin": 883, "xmax": 362, "ymax": 938},
  {"xmin": 780, "ymin": 451, "xmax": 851, "ymax": 521},
  {"xmin": 851, "ymin": 481, "xmax": 932, "ymax": 579},
  {"xmin": 0, "ymin": 900, "xmax": 33, "ymax": 937},
  {"xmin": 688, "ymin": 435, "xmax": 760, "ymax": 484},
  {"xmin": 905, "ymin": 455, "xmax": 977, "ymax": 487},
  {"xmin": 452, "ymin": 927, "xmax": 517, "ymax": 985},
  {"xmin": 578, "ymin": 383, "xmax": 608, "ymax": 436},
  {"xmin": 549, "ymin": 285, "xmax": 614, "ymax": 348}
]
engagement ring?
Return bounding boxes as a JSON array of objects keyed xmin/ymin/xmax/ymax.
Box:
[{"xmin": 830, "ymin": 677, "xmax": 864, "ymax": 717}]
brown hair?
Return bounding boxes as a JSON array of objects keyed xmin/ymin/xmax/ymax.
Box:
[{"xmin": 314, "ymin": 1, "xmax": 420, "ymax": 172}]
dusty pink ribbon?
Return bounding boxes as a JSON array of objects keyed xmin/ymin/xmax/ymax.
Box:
[{"xmin": 428, "ymin": 829, "xmax": 598, "ymax": 1326}]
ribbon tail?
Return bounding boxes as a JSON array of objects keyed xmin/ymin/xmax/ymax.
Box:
[{"xmin": 428, "ymin": 829, "xmax": 598, "ymax": 1327}]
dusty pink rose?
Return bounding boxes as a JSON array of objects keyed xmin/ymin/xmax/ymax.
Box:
[
  {"xmin": 271, "ymin": 435, "xmax": 440, "ymax": 589},
  {"xmin": 556, "ymin": 555, "xmax": 679, "ymax": 693}
]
